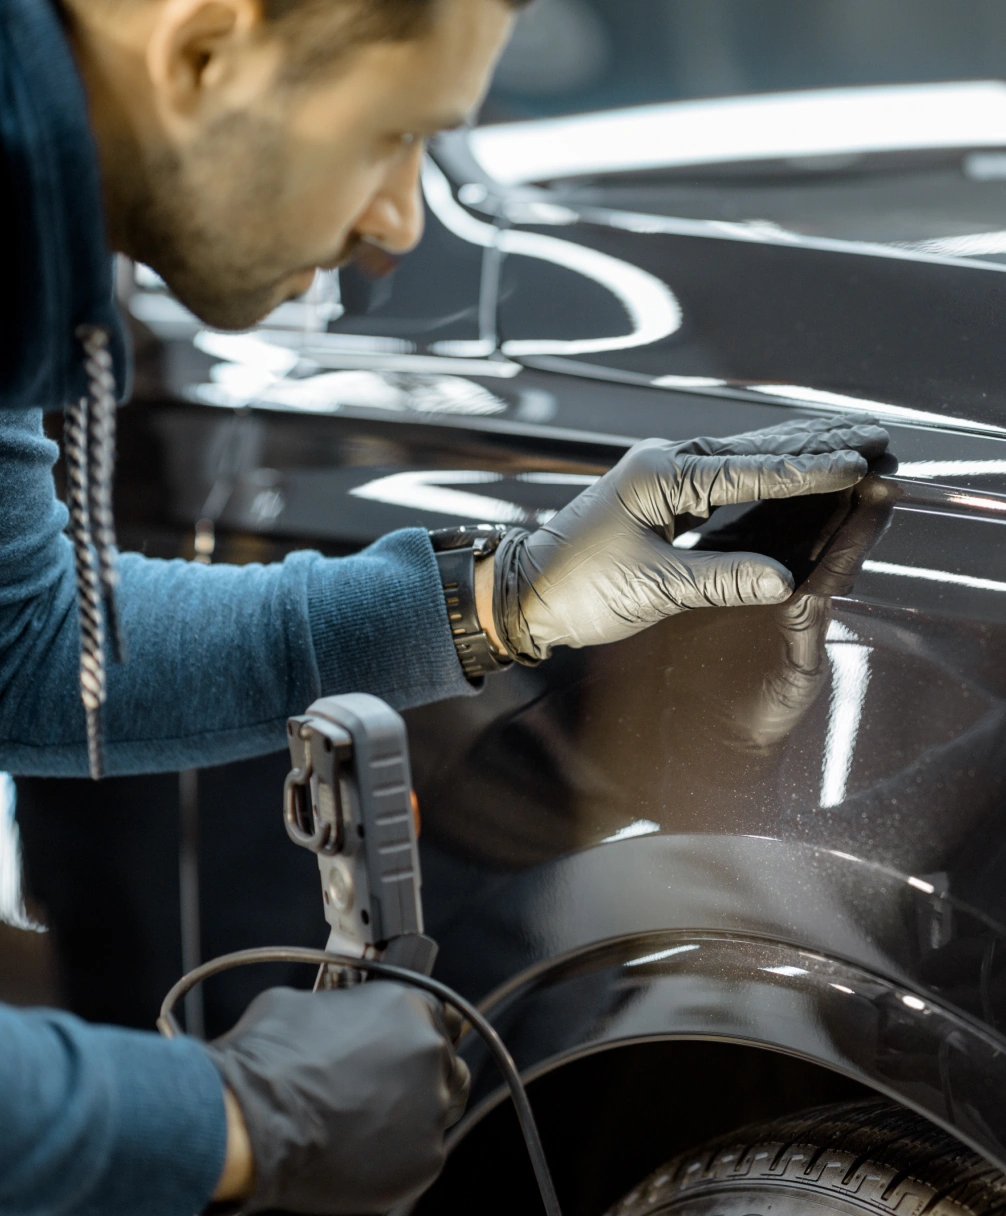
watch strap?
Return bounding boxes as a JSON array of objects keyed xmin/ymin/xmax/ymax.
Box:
[{"xmin": 430, "ymin": 527, "xmax": 512, "ymax": 682}]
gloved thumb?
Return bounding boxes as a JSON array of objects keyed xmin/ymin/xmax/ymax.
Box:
[{"xmin": 671, "ymin": 549, "xmax": 795, "ymax": 610}]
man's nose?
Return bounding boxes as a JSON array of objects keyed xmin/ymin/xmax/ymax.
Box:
[{"xmin": 356, "ymin": 143, "xmax": 426, "ymax": 255}]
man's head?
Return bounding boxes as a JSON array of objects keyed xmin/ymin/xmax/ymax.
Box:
[{"xmin": 64, "ymin": 0, "xmax": 525, "ymax": 328}]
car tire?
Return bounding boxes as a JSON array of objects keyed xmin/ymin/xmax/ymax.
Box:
[{"xmin": 605, "ymin": 1098, "xmax": 1006, "ymax": 1216}]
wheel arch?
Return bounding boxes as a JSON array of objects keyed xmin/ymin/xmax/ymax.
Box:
[{"xmin": 422, "ymin": 929, "xmax": 1006, "ymax": 1214}]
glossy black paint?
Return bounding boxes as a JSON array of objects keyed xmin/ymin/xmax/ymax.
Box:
[
  {"xmin": 449, "ymin": 927, "xmax": 1006, "ymax": 1171},
  {"xmin": 497, "ymin": 216, "xmax": 1006, "ymax": 425},
  {"xmin": 20, "ymin": 119, "xmax": 1006, "ymax": 1196}
]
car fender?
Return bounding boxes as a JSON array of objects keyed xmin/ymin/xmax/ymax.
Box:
[{"xmin": 437, "ymin": 833, "xmax": 1006, "ymax": 1168}]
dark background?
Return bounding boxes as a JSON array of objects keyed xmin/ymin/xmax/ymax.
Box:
[{"xmin": 486, "ymin": 0, "xmax": 1006, "ymax": 120}]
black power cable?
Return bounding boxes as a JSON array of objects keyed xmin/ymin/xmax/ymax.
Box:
[{"xmin": 158, "ymin": 946, "xmax": 563, "ymax": 1216}]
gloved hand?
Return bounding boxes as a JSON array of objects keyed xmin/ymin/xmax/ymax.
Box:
[
  {"xmin": 492, "ymin": 416, "xmax": 889, "ymax": 661},
  {"xmin": 205, "ymin": 982, "xmax": 470, "ymax": 1214}
]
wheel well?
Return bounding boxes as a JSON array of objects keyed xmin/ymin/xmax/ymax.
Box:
[{"xmin": 416, "ymin": 1040, "xmax": 874, "ymax": 1216}]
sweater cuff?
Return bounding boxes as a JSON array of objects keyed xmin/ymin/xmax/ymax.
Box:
[
  {"xmin": 307, "ymin": 528, "xmax": 475, "ymax": 710},
  {"xmin": 92, "ymin": 1026, "xmax": 229, "ymax": 1216}
]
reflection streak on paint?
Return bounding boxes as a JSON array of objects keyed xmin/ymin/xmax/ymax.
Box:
[
  {"xmin": 753, "ymin": 383, "xmax": 1003, "ymax": 435},
  {"xmin": 602, "ymin": 818, "xmax": 661, "ymax": 843},
  {"xmin": 422, "ymin": 160, "xmax": 683, "ymax": 358},
  {"xmin": 943, "ymin": 492, "xmax": 1006, "ymax": 513},
  {"xmin": 863, "ymin": 560, "xmax": 1006, "ymax": 594},
  {"xmin": 826, "ymin": 620, "xmax": 858, "ymax": 644},
  {"xmin": 912, "ymin": 230, "xmax": 1006, "ymax": 257},
  {"xmin": 652, "ymin": 375, "xmax": 729, "ymax": 390},
  {"xmin": 0, "ymin": 774, "xmax": 41, "ymax": 931},
  {"xmin": 469, "ymin": 82, "xmax": 1006, "ymax": 185},
  {"xmin": 351, "ymin": 471, "xmax": 532, "ymax": 523},
  {"xmin": 820, "ymin": 641, "xmax": 872, "ymax": 809},
  {"xmin": 898, "ymin": 461, "xmax": 1006, "ymax": 478},
  {"xmin": 349, "ymin": 469, "xmax": 592, "ymax": 524},
  {"xmin": 626, "ymin": 944, "xmax": 700, "ymax": 967}
]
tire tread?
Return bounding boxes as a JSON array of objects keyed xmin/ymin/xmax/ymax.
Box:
[{"xmin": 608, "ymin": 1099, "xmax": 1006, "ymax": 1216}]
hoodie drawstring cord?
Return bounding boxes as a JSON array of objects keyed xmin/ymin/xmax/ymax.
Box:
[{"xmin": 69, "ymin": 325, "xmax": 125, "ymax": 780}]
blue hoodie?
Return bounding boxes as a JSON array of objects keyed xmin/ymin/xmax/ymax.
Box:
[{"xmin": 0, "ymin": 0, "xmax": 471, "ymax": 1211}]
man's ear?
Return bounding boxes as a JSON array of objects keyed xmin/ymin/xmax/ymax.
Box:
[{"xmin": 146, "ymin": 0, "xmax": 277, "ymax": 133}]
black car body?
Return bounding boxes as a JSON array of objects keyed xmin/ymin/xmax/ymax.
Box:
[{"xmin": 17, "ymin": 76, "xmax": 1006, "ymax": 1213}]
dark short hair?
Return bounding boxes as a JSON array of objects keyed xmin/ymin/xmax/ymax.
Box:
[
  {"xmin": 265, "ymin": 0, "xmax": 533, "ymax": 76},
  {"xmin": 265, "ymin": 0, "xmax": 533, "ymax": 30}
]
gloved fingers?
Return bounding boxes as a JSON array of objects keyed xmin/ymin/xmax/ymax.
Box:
[
  {"xmin": 442, "ymin": 1001, "xmax": 466, "ymax": 1045},
  {"xmin": 670, "ymin": 415, "xmax": 887, "ymax": 461},
  {"xmin": 753, "ymin": 422, "xmax": 887, "ymax": 461},
  {"xmin": 414, "ymin": 992, "xmax": 471, "ymax": 1110},
  {"xmin": 445, "ymin": 1055, "xmax": 472, "ymax": 1128},
  {"xmin": 416, "ymin": 990, "xmax": 453, "ymax": 1036},
  {"xmin": 664, "ymin": 450, "xmax": 868, "ymax": 518},
  {"xmin": 669, "ymin": 550, "xmax": 795, "ymax": 610},
  {"xmin": 670, "ymin": 416, "xmax": 838, "ymax": 457}
]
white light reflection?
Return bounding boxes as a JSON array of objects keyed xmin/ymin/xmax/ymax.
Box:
[
  {"xmin": 863, "ymin": 560, "xmax": 1006, "ymax": 594},
  {"xmin": 830, "ymin": 983, "xmax": 855, "ymax": 995},
  {"xmin": 422, "ymin": 160, "xmax": 682, "ymax": 358},
  {"xmin": 652, "ymin": 375, "xmax": 729, "ymax": 391},
  {"xmin": 195, "ymin": 368, "xmax": 507, "ymax": 417},
  {"xmin": 350, "ymin": 470, "xmax": 554, "ymax": 524},
  {"xmin": 912, "ymin": 230, "xmax": 1006, "ymax": 258},
  {"xmin": 469, "ymin": 82, "xmax": 1006, "ymax": 185},
  {"xmin": 518, "ymin": 472, "xmax": 597, "ymax": 487},
  {"xmin": 902, "ymin": 994, "xmax": 927, "ymax": 1011},
  {"xmin": 0, "ymin": 775, "xmax": 42, "ymax": 931},
  {"xmin": 259, "ymin": 331, "xmax": 416, "ymax": 356},
  {"xmin": 195, "ymin": 327, "xmax": 521, "ymax": 383},
  {"xmin": 753, "ymin": 384, "xmax": 1004, "ymax": 436},
  {"xmin": 579, "ymin": 207, "xmax": 1006, "ymax": 278},
  {"xmin": 760, "ymin": 965, "xmax": 809, "ymax": 978},
  {"xmin": 196, "ymin": 331, "xmax": 300, "ymax": 375},
  {"xmin": 672, "ymin": 531, "xmax": 702, "ymax": 549},
  {"xmin": 942, "ymin": 492, "xmax": 1006, "ymax": 514},
  {"xmin": 602, "ymin": 818, "xmax": 661, "ymax": 843},
  {"xmin": 898, "ymin": 461, "xmax": 1006, "ymax": 479},
  {"xmin": 626, "ymin": 944, "xmax": 699, "ymax": 967},
  {"xmin": 908, "ymin": 876, "xmax": 936, "ymax": 895},
  {"xmin": 820, "ymin": 625, "xmax": 872, "ymax": 809}
]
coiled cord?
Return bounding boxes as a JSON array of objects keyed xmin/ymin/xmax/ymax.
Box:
[
  {"xmin": 158, "ymin": 946, "xmax": 563, "ymax": 1216},
  {"xmin": 68, "ymin": 326, "xmax": 125, "ymax": 780}
]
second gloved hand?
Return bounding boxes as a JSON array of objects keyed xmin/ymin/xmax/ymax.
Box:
[
  {"xmin": 492, "ymin": 416, "xmax": 889, "ymax": 660},
  {"xmin": 205, "ymin": 982, "xmax": 469, "ymax": 1214}
]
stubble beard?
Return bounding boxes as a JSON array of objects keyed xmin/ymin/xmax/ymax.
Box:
[{"xmin": 119, "ymin": 115, "xmax": 303, "ymax": 331}]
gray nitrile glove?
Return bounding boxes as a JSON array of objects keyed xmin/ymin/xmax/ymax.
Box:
[
  {"xmin": 205, "ymin": 983, "xmax": 470, "ymax": 1214},
  {"xmin": 493, "ymin": 416, "xmax": 889, "ymax": 661}
]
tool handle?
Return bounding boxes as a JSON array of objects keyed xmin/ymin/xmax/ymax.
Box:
[{"xmin": 380, "ymin": 933, "xmax": 439, "ymax": 977}]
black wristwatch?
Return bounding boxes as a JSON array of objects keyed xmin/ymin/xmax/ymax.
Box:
[{"xmin": 429, "ymin": 525, "xmax": 512, "ymax": 683}]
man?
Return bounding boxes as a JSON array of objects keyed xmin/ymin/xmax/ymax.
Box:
[{"xmin": 0, "ymin": 0, "xmax": 889, "ymax": 1211}]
